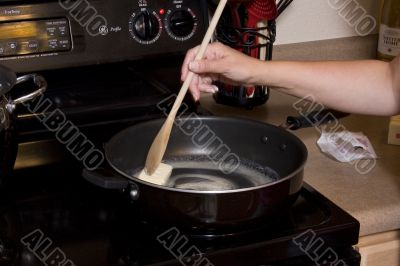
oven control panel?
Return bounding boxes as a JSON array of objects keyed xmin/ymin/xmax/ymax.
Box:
[
  {"xmin": 0, "ymin": 18, "xmax": 72, "ymax": 57},
  {"xmin": 0, "ymin": 0, "xmax": 208, "ymax": 72}
]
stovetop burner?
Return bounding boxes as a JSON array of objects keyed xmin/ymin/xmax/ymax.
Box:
[{"xmin": 0, "ymin": 162, "xmax": 360, "ymax": 266}]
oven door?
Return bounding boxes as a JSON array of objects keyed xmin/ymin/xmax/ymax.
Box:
[{"xmin": 13, "ymin": 59, "xmax": 197, "ymax": 169}]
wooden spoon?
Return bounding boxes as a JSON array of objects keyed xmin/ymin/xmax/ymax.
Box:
[{"xmin": 143, "ymin": 0, "xmax": 228, "ymax": 178}]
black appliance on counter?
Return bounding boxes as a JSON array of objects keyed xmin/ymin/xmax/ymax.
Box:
[{"xmin": 0, "ymin": 0, "xmax": 361, "ymax": 265}]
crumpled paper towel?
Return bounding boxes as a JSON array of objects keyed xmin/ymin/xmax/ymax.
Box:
[{"xmin": 317, "ymin": 130, "xmax": 377, "ymax": 162}]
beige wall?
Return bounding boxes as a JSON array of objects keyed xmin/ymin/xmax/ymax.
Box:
[{"xmin": 275, "ymin": 0, "xmax": 384, "ymax": 44}]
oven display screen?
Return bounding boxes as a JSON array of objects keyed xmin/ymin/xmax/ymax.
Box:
[
  {"xmin": 0, "ymin": 18, "xmax": 72, "ymax": 57},
  {"xmin": 0, "ymin": 21, "xmax": 39, "ymax": 39}
]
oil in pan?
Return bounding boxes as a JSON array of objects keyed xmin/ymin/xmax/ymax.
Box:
[{"xmin": 134, "ymin": 155, "xmax": 280, "ymax": 191}]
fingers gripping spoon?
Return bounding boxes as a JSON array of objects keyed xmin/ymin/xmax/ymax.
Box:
[{"xmin": 138, "ymin": 0, "xmax": 228, "ymax": 186}]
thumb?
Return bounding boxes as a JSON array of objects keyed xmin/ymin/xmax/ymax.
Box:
[{"xmin": 189, "ymin": 60, "xmax": 222, "ymax": 74}]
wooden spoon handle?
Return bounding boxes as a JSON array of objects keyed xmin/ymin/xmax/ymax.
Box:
[
  {"xmin": 144, "ymin": 0, "xmax": 228, "ymax": 175},
  {"xmin": 169, "ymin": 0, "xmax": 228, "ymax": 117}
]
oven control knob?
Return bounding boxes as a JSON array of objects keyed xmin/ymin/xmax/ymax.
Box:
[
  {"xmin": 165, "ymin": 8, "xmax": 197, "ymax": 41},
  {"xmin": 129, "ymin": 10, "xmax": 162, "ymax": 44}
]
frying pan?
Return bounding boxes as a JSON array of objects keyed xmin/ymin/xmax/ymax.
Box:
[
  {"xmin": 84, "ymin": 115, "xmax": 315, "ymax": 234},
  {"xmin": 82, "ymin": 109, "xmax": 347, "ymax": 234}
]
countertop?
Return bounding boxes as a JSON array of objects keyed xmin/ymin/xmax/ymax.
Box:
[
  {"xmin": 196, "ymin": 34, "xmax": 400, "ymax": 237},
  {"xmin": 200, "ymin": 90, "xmax": 400, "ymax": 238}
]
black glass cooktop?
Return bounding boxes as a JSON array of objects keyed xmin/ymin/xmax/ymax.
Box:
[{"xmin": 0, "ymin": 162, "xmax": 360, "ymax": 266}]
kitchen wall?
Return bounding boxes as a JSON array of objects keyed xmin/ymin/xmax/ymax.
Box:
[{"xmin": 275, "ymin": 0, "xmax": 384, "ymax": 45}]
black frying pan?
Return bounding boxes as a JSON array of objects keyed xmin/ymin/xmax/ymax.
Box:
[
  {"xmin": 103, "ymin": 116, "xmax": 307, "ymax": 232},
  {"xmin": 83, "ymin": 110, "xmax": 348, "ymax": 233}
]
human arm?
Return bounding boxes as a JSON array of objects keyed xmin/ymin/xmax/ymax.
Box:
[{"xmin": 181, "ymin": 42, "xmax": 400, "ymax": 116}]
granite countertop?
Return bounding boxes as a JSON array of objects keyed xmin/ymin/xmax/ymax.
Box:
[{"xmin": 200, "ymin": 90, "xmax": 400, "ymax": 237}]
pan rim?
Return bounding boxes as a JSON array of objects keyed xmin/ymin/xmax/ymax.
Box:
[{"xmin": 105, "ymin": 116, "xmax": 308, "ymax": 194}]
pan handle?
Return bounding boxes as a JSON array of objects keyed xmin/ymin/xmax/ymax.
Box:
[
  {"xmin": 6, "ymin": 74, "xmax": 47, "ymax": 113},
  {"xmin": 82, "ymin": 168, "xmax": 140, "ymax": 200},
  {"xmin": 82, "ymin": 167, "xmax": 130, "ymax": 189},
  {"xmin": 284, "ymin": 109, "xmax": 349, "ymax": 130}
]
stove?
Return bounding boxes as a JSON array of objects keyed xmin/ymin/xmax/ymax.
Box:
[
  {"xmin": 0, "ymin": 161, "xmax": 360, "ymax": 266},
  {"xmin": 0, "ymin": 0, "xmax": 360, "ymax": 265}
]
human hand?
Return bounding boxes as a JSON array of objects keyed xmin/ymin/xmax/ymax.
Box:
[{"xmin": 180, "ymin": 42, "xmax": 261, "ymax": 101}]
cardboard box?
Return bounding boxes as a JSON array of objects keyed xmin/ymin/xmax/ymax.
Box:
[{"xmin": 388, "ymin": 115, "xmax": 400, "ymax": 145}]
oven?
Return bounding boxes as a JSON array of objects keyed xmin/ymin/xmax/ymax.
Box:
[
  {"xmin": 0, "ymin": 0, "xmax": 208, "ymax": 168},
  {"xmin": 0, "ymin": 0, "xmax": 361, "ymax": 265}
]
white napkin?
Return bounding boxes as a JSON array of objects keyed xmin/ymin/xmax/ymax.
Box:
[{"xmin": 317, "ymin": 130, "xmax": 377, "ymax": 162}]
